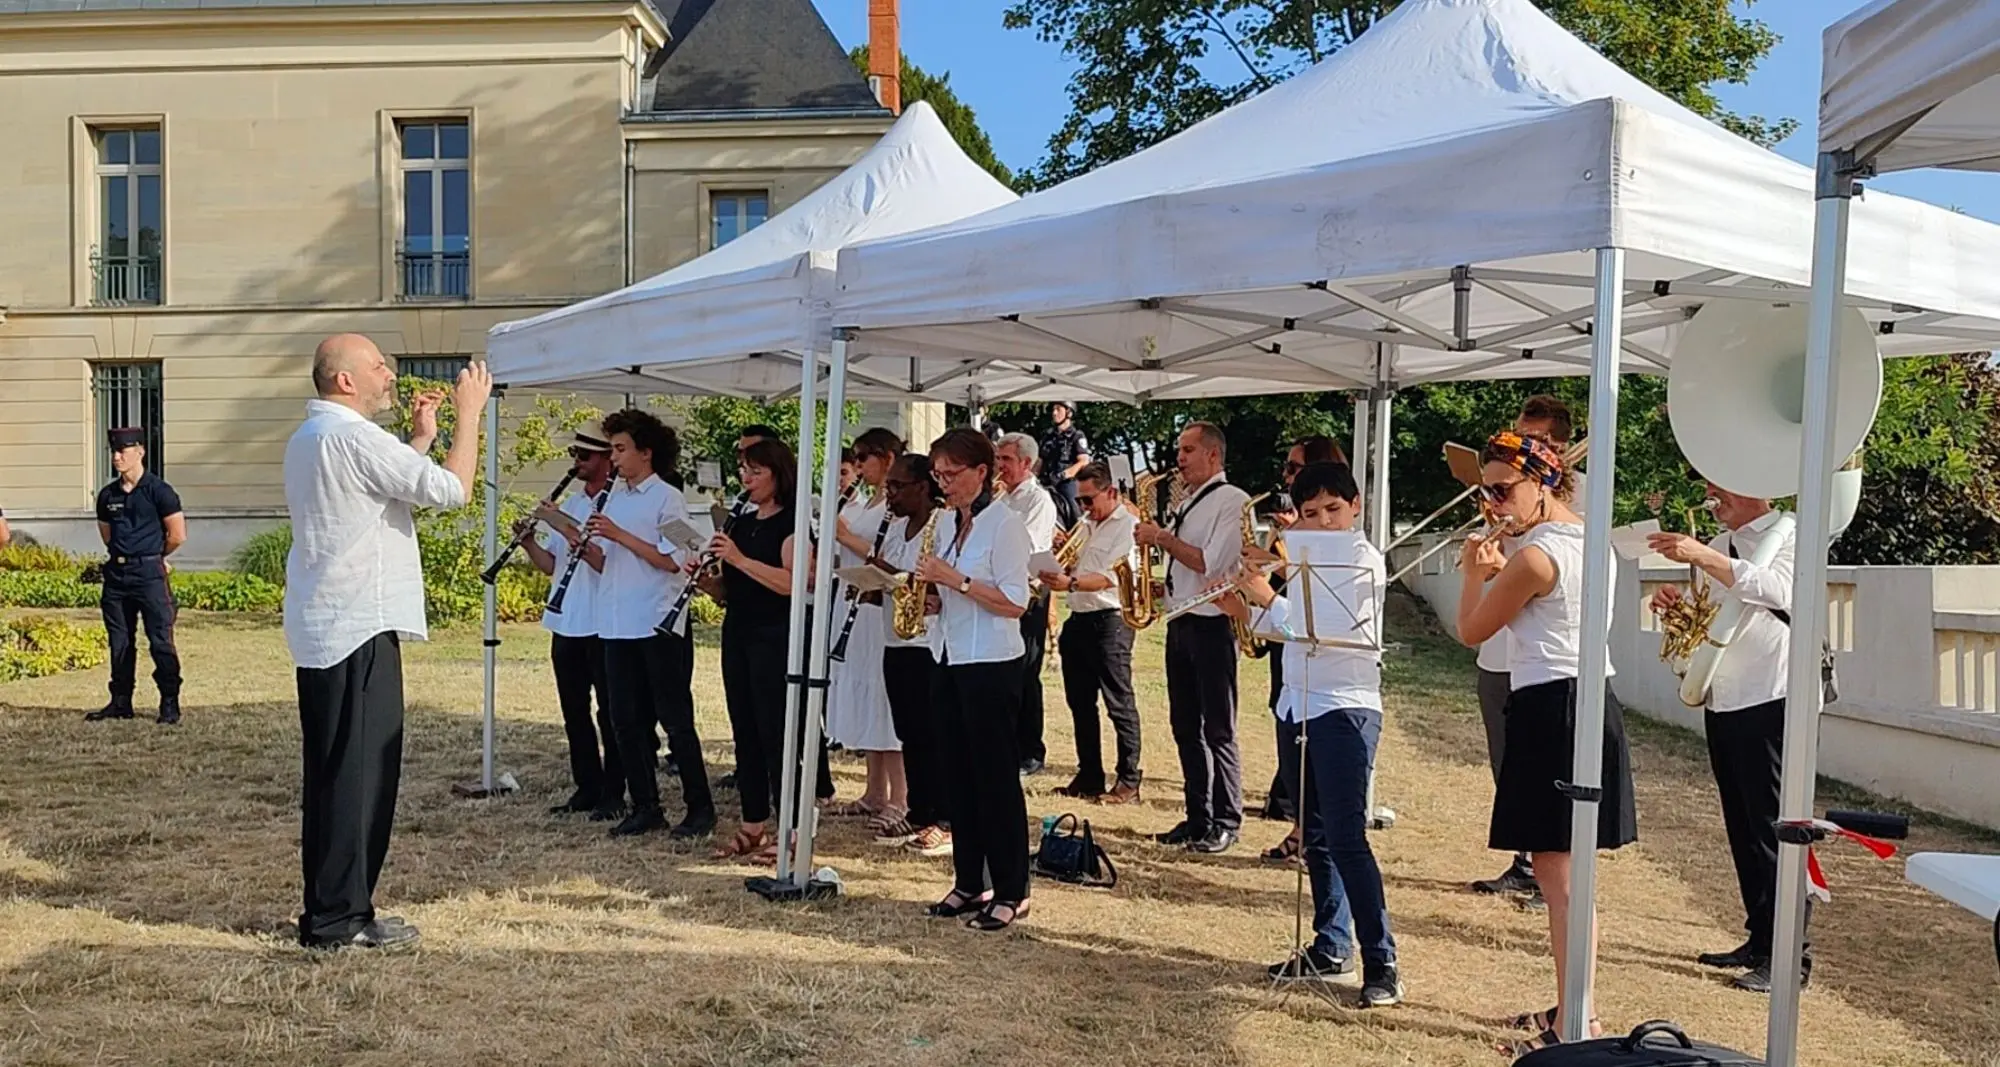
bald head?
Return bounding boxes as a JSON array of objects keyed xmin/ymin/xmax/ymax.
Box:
[{"xmin": 313, "ymin": 333, "xmax": 397, "ymax": 414}]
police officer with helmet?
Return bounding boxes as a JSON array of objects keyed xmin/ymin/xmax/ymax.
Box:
[{"xmin": 87, "ymin": 427, "xmax": 187, "ymax": 725}]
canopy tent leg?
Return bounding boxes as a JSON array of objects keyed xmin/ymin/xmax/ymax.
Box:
[
  {"xmin": 1367, "ymin": 380, "xmax": 1393, "ymax": 547},
  {"xmin": 457, "ymin": 391, "xmax": 515, "ymax": 799},
  {"xmin": 1764, "ymin": 155, "xmax": 1857, "ymax": 1067},
  {"xmin": 767, "ymin": 346, "xmax": 822, "ymax": 889},
  {"xmin": 1351, "ymin": 400, "xmax": 1372, "ymax": 522},
  {"xmin": 1561, "ymin": 246, "xmax": 1625, "ymax": 1043}
]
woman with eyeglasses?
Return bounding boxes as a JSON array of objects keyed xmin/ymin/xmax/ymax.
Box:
[
  {"xmin": 826, "ymin": 428, "xmax": 910, "ymax": 837},
  {"xmin": 874, "ymin": 453, "xmax": 951, "ymax": 855},
  {"xmin": 1454, "ymin": 430, "xmax": 1635, "ymax": 1053},
  {"xmin": 709, "ymin": 438, "xmax": 807, "ymax": 865},
  {"xmin": 915, "ymin": 428, "xmax": 1034, "ymax": 930}
]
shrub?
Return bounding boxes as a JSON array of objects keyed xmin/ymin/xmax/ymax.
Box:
[
  {"xmin": 689, "ymin": 593, "xmax": 725, "ymax": 629},
  {"xmin": 231, "ymin": 525, "xmax": 292, "ymax": 586},
  {"xmin": 0, "ymin": 571, "xmax": 97, "ymax": 609},
  {"xmin": 170, "ymin": 571, "xmax": 284, "ymax": 612},
  {"xmin": 0, "ymin": 616, "xmax": 109, "ymax": 682},
  {"xmin": 0, "ymin": 542, "xmax": 84, "ymax": 573}
]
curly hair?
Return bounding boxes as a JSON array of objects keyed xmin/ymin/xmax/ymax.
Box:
[{"xmin": 601, "ymin": 408, "xmax": 680, "ymax": 480}]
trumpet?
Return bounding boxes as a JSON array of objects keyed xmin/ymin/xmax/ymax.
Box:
[{"xmin": 890, "ymin": 509, "xmax": 942, "ymax": 641}]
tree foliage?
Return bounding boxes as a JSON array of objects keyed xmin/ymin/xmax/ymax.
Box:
[
  {"xmin": 850, "ymin": 47, "xmax": 1014, "ymax": 186},
  {"xmin": 657, "ymin": 396, "xmax": 865, "ymax": 496}
]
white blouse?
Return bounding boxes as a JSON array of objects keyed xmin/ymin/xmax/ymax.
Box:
[
  {"xmin": 929, "ymin": 502, "xmax": 1032, "ymax": 666},
  {"xmin": 1505, "ymin": 521, "xmax": 1615, "ymax": 689},
  {"xmin": 591, "ymin": 474, "xmax": 692, "ymax": 640},
  {"xmin": 877, "ymin": 512, "xmax": 931, "ymax": 651}
]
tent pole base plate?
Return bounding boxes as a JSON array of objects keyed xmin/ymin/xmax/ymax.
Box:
[
  {"xmin": 451, "ymin": 771, "xmax": 520, "ymax": 799},
  {"xmin": 746, "ymin": 874, "xmax": 842, "ymax": 902}
]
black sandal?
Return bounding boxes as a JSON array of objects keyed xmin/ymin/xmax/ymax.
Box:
[
  {"xmin": 924, "ymin": 889, "xmax": 991, "ymax": 918},
  {"xmin": 1508, "ymin": 1005, "xmax": 1559, "ymax": 1031},
  {"xmin": 966, "ymin": 899, "xmax": 1028, "ymax": 931},
  {"xmin": 1261, "ymin": 835, "xmax": 1302, "ymax": 863}
]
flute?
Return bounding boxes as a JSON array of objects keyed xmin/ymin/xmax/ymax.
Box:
[
  {"xmin": 481, "ymin": 467, "xmax": 578, "ymax": 584},
  {"xmin": 657, "ymin": 491, "xmax": 750, "ymax": 637},
  {"xmin": 545, "ymin": 484, "xmax": 612, "ymax": 615}
]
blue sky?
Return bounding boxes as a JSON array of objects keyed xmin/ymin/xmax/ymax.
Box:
[{"xmin": 817, "ymin": 0, "xmax": 1998, "ymax": 223}]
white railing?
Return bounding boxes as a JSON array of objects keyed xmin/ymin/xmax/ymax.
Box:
[{"xmin": 1935, "ymin": 611, "xmax": 2000, "ymax": 713}]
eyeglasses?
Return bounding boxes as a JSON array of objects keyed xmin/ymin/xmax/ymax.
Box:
[
  {"xmin": 1479, "ymin": 480, "xmax": 1525, "ymax": 504},
  {"xmin": 883, "ymin": 478, "xmax": 917, "ymax": 492},
  {"xmin": 1282, "ymin": 460, "xmax": 1304, "ymax": 476},
  {"xmin": 931, "ymin": 463, "xmax": 971, "ymax": 485}
]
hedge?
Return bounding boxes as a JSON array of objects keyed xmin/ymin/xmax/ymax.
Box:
[{"xmin": 0, "ymin": 615, "xmax": 109, "ymax": 683}]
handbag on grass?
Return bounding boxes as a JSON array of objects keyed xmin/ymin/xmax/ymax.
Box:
[{"xmin": 1032, "ymin": 813, "xmax": 1117, "ymax": 889}]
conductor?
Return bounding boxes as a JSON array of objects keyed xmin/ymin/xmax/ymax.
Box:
[{"xmin": 87, "ymin": 427, "xmax": 186, "ymax": 725}]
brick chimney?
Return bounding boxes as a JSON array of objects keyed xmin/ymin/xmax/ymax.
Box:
[{"xmin": 868, "ymin": 0, "xmax": 901, "ymax": 114}]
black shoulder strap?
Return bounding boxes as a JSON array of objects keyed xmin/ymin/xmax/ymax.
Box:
[
  {"xmin": 1170, "ymin": 481, "xmax": 1230, "ymax": 533},
  {"xmin": 1726, "ymin": 537, "xmax": 1793, "ymax": 626}
]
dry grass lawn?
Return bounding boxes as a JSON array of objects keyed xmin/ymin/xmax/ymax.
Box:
[{"xmin": 2, "ymin": 598, "xmax": 1997, "ymax": 1067}]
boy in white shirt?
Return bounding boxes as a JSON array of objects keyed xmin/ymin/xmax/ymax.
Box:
[{"xmin": 1220, "ymin": 461, "xmax": 1401, "ymax": 1008}]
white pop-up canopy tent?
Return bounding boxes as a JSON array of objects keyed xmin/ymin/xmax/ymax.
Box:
[
  {"xmin": 1767, "ymin": 3, "xmax": 2000, "ymax": 1063},
  {"xmin": 822, "ymin": 0, "xmax": 2000, "ymax": 1042}
]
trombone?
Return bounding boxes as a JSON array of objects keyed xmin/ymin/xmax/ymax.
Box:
[{"xmin": 1381, "ymin": 437, "xmax": 1588, "ymax": 587}]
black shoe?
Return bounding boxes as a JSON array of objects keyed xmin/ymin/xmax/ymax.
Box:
[
  {"xmin": 1019, "ymin": 758, "xmax": 1045, "ymax": 777},
  {"xmin": 1266, "ymin": 946, "xmax": 1354, "ymax": 983},
  {"xmin": 664, "ymin": 759, "xmax": 681, "ymax": 778},
  {"xmin": 669, "ymin": 810, "xmax": 716, "ymax": 840},
  {"xmin": 85, "ymin": 703, "xmax": 134, "ymax": 722},
  {"xmin": 1731, "ymin": 957, "xmax": 1809, "ymax": 994},
  {"xmin": 1359, "ymin": 962, "xmax": 1404, "ymax": 1007},
  {"xmin": 1155, "ymin": 821, "xmax": 1201, "ymax": 846},
  {"xmin": 716, "ymin": 772, "xmax": 737, "ymax": 790},
  {"xmin": 588, "ymin": 801, "xmax": 626, "ymax": 822},
  {"xmin": 1054, "ymin": 778, "xmax": 1105, "ymax": 799},
  {"xmin": 155, "ymin": 698, "xmax": 181, "ymax": 726},
  {"xmin": 1697, "ymin": 941, "xmax": 1761, "ymax": 970},
  {"xmin": 549, "ymin": 791, "xmax": 596, "ymax": 815},
  {"xmin": 1472, "ymin": 856, "xmax": 1538, "ymax": 895},
  {"xmin": 609, "ymin": 807, "xmax": 667, "ymax": 838},
  {"xmin": 1189, "ymin": 829, "xmax": 1237, "ymax": 854},
  {"xmin": 304, "ymin": 919, "xmax": 421, "ymax": 952}
]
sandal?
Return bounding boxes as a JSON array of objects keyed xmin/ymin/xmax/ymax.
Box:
[
  {"xmin": 823, "ymin": 799, "xmax": 882, "ymax": 818},
  {"xmin": 966, "ymin": 899, "xmax": 1028, "ymax": 932},
  {"xmin": 865, "ymin": 806, "xmax": 909, "ymax": 833},
  {"xmin": 924, "ymin": 889, "xmax": 991, "ymax": 918},
  {"xmin": 1505, "ymin": 1018, "xmax": 1602, "ymax": 1055},
  {"xmin": 1508, "ymin": 1005, "xmax": 1560, "ymax": 1032},
  {"xmin": 873, "ymin": 815, "xmax": 917, "ymax": 845},
  {"xmin": 1261, "ymin": 834, "xmax": 1302, "ymax": 863},
  {"xmin": 710, "ymin": 826, "xmax": 770, "ymax": 860}
]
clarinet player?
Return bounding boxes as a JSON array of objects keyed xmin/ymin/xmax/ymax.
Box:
[{"xmin": 590, "ymin": 409, "xmax": 714, "ymax": 841}]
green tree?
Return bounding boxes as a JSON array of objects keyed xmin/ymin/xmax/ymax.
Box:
[
  {"xmin": 657, "ymin": 396, "xmax": 864, "ymax": 495},
  {"xmin": 850, "ymin": 47, "xmax": 1014, "ymax": 186}
]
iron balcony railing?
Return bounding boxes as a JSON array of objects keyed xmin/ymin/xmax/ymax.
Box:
[
  {"xmin": 397, "ymin": 246, "xmax": 470, "ymax": 301},
  {"xmin": 90, "ymin": 250, "xmax": 161, "ymax": 306}
]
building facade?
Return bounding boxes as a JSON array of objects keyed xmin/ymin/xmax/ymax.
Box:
[{"xmin": 0, "ymin": 0, "xmax": 931, "ymax": 565}]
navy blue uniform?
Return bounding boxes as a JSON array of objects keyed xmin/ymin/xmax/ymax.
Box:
[{"xmin": 96, "ymin": 472, "xmax": 183, "ymax": 711}]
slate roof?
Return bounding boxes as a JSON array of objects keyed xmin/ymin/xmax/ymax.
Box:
[{"xmin": 639, "ymin": 0, "xmax": 888, "ymax": 117}]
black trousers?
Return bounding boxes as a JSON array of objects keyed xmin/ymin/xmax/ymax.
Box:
[
  {"xmin": 551, "ymin": 633, "xmax": 620, "ymax": 805},
  {"xmin": 101, "ymin": 559, "xmax": 180, "ymax": 704},
  {"xmin": 1262, "ymin": 648, "xmax": 1297, "ymax": 822},
  {"xmin": 1017, "ymin": 588, "xmax": 1050, "ymax": 764},
  {"xmin": 602, "ymin": 632, "xmax": 712, "ymax": 821},
  {"xmin": 721, "ymin": 620, "xmax": 821, "ymax": 825},
  {"xmin": 1058, "ymin": 608, "xmax": 1141, "ymax": 790},
  {"xmin": 296, "ymin": 631, "xmax": 403, "ymax": 945},
  {"xmin": 1165, "ymin": 614, "xmax": 1242, "ymax": 835},
  {"xmin": 883, "ymin": 645, "xmax": 945, "ymax": 829},
  {"xmin": 935, "ymin": 657, "xmax": 1030, "ymax": 901},
  {"xmin": 1707, "ymin": 700, "xmax": 1809, "ymax": 958}
]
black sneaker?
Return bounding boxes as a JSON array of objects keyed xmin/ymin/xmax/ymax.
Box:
[
  {"xmin": 85, "ymin": 703, "xmax": 134, "ymax": 722},
  {"xmin": 1155, "ymin": 822, "xmax": 1201, "ymax": 846},
  {"xmin": 588, "ymin": 801, "xmax": 626, "ymax": 822},
  {"xmin": 609, "ymin": 807, "xmax": 667, "ymax": 838},
  {"xmin": 1472, "ymin": 856, "xmax": 1538, "ymax": 895},
  {"xmin": 549, "ymin": 791, "xmax": 596, "ymax": 815},
  {"xmin": 304, "ymin": 919, "xmax": 420, "ymax": 952},
  {"xmin": 669, "ymin": 810, "xmax": 716, "ymax": 840},
  {"xmin": 155, "ymin": 697, "xmax": 181, "ymax": 726},
  {"xmin": 1697, "ymin": 941, "xmax": 1761, "ymax": 970},
  {"xmin": 1359, "ymin": 962, "xmax": 1404, "ymax": 1007},
  {"xmin": 1019, "ymin": 758, "xmax": 1045, "ymax": 777},
  {"xmin": 1266, "ymin": 946, "xmax": 1355, "ymax": 983},
  {"xmin": 1732, "ymin": 957, "xmax": 1810, "ymax": 994},
  {"xmin": 1188, "ymin": 829, "xmax": 1237, "ymax": 854}
]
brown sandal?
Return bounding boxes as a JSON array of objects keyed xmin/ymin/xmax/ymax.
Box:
[{"xmin": 711, "ymin": 826, "xmax": 771, "ymax": 860}]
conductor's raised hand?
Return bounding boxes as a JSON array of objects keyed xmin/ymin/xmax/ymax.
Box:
[{"xmin": 452, "ymin": 361, "xmax": 494, "ymax": 415}]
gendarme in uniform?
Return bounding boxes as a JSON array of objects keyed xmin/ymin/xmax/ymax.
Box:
[{"xmin": 89, "ymin": 427, "xmax": 185, "ymax": 725}]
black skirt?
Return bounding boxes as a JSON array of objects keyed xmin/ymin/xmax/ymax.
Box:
[{"xmin": 1488, "ymin": 677, "xmax": 1638, "ymax": 855}]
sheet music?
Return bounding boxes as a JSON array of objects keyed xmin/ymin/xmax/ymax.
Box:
[
  {"xmin": 1251, "ymin": 529, "xmax": 1383, "ymax": 651},
  {"xmin": 658, "ymin": 518, "xmax": 708, "ymax": 559},
  {"xmin": 1027, "ymin": 550, "xmax": 1061, "ymax": 577},
  {"xmin": 834, "ymin": 564, "xmax": 901, "ymax": 593}
]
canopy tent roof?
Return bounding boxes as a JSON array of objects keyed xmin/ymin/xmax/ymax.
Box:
[
  {"xmin": 1819, "ymin": 0, "xmax": 2000, "ymax": 173},
  {"xmin": 833, "ymin": 0, "xmax": 2000, "ymax": 396}
]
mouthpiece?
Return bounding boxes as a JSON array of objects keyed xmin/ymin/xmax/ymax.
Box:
[{"xmin": 1699, "ymin": 497, "xmax": 1720, "ymax": 512}]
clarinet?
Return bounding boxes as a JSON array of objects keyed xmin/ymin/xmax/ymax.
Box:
[
  {"xmin": 545, "ymin": 484, "xmax": 612, "ymax": 615},
  {"xmin": 657, "ymin": 491, "xmax": 750, "ymax": 637},
  {"xmin": 481, "ymin": 467, "xmax": 577, "ymax": 584},
  {"xmin": 828, "ymin": 503, "xmax": 895, "ymax": 663}
]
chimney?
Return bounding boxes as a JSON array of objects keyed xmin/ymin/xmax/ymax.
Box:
[{"xmin": 868, "ymin": 0, "xmax": 901, "ymax": 114}]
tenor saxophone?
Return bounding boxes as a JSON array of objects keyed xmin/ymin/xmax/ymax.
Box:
[{"xmin": 891, "ymin": 510, "xmax": 942, "ymax": 641}]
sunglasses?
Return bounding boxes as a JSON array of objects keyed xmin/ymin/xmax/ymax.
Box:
[
  {"xmin": 1479, "ymin": 480, "xmax": 1525, "ymax": 504},
  {"xmin": 1282, "ymin": 460, "xmax": 1304, "ymax": 476},
  {"xmin": 1077, "ymin": 493, "xmax": 1097, "ymax": 508}
]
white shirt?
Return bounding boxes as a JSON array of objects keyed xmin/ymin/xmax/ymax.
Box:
[
  {"xmin": 840, "ymin": 495, "xmax": 893, "ymax": 569},
  {"xmin": 1700, "ymin": 510, "xmax": 1795, "ymax": 712},
  {"xmin": 1165, "ymin": 472, "xmax": 1251, "ymax": 617},
  {"xmin": 1266, "ymin": 581, "xmax": 1385, "ymax": 721},
  {"xmin": 878, "ymin": 511, "xmax": 933, "ymax": 650},
  {"xmin": 1064, "ymin": 506, "xmax": 1136, "ymax": 614},
  {"xmin": 591, "ymin": 474, "xmax": 690, "ymax": 640},
  {"xmin": 282, "ymin": 399, "xmax": 467, "ymax": 669},
  {"xmin": 1505, "ymin": 521, "xmax": 1616, "ymax": 689},
  {"xmin": 539, "ymin": 486, "xmax": 606, "ymax": 639},
  {"xmin": 1475, "ymin": 532, "xmax": 1520, "ymax": 672},
  {"xmin": 929, "ymin": 502, "xmax": 1032, "ymax": 665},
  {"xmin": 1001, "ymin": 478, "xmax": 1059, "ymax": 552}
]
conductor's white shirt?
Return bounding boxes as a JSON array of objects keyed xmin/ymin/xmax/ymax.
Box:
[{"xmin": 283, "ymin": 399, "xmax": 467, "ymax": 670}]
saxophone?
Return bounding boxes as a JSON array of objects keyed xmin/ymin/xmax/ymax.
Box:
[
  {"xmin": 891, "ymin": 510, "xmax": 942, "ymax": 641},
  {"xmin": 1228, "ymin": 493, "xmax": 1273, "ymax": 655},
  {"xmin": 1114, "ymin": 471, "xmax": 1171, "ymax": 630}
]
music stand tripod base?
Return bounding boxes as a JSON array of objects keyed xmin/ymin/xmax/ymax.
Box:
[
  {"xmin": 746, "ymin": 871, "xmax": 843, "ymax": 902},
  {"xmin": 452, "ymin": 771, "xmax": 520, "ymax": 799}
]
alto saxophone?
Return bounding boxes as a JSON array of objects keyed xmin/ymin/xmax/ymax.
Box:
[
  {"xmin": 1114, "ymin": 471, "xmax": 1172, "ymax": 630},
  {"xmin": 891, "ymin": 510, "xmax": 942, "ymax": 641},
  {"xmin": 1230, "ymin": 493, "xmax": 1272, "ymax": 656}
]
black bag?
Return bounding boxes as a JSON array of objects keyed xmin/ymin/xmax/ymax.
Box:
[
  {"xmin": 1514, "ymin": 1021, "xmax": 1763, "ymax": 1066},
  {"xmin": 1032, "ymin": 813, "xmax": 1117, "ymax": 889}
]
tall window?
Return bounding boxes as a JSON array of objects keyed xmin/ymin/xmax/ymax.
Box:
[
  {"xmin": 397, "ymin": 355, "xmax": 469, "ymax": 383},
  {"xmin": 710, "ymin": 190, "xmax": 768, "ymax": 249},
  {"xmin": 398, "ymin": 120, "xmax": 470, "ymax": 300},
  {"xmin": 92, "ymin": 362, "xmax": 165, "ymax": 484},
  {"xmin": 93, "ymin": 127, "xmax": 163, "ymax": 306}
]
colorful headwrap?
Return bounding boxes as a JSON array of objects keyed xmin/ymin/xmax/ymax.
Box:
[{"xmin": 1483, "ymin": 430, "xmax": 1565, "ymax": 489}]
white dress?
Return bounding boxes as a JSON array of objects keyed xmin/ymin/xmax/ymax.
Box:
[{"xmin": 826, "ymin": 495, "xmax": 900, "ymax": 751}]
